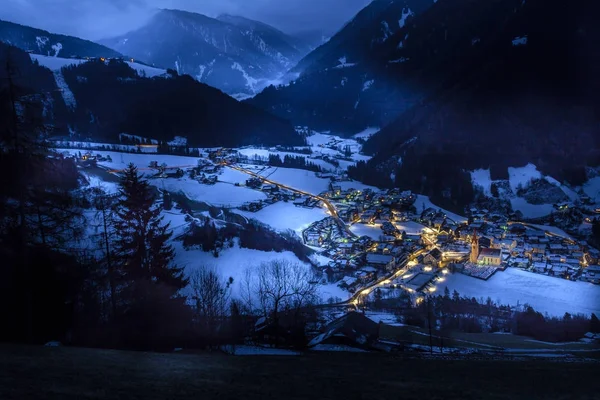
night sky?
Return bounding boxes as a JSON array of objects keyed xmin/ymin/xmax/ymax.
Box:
[{"xmin": 1, "ymin": 0, "xmax": 373, "ymax": 40}]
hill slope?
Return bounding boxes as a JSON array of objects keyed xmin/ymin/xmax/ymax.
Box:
[
  {"xmin": 0, "ymin": 20, "xmax": 121, "ymax": 58},
  {"xmin": 99, "ymin": 10, "xmax": 311, "ymax": 97},
  {"xmin": 350, "ymin": 0, "xmax": 600, "ymax": 209},
  {"xmin": 0, "ymin": 43, "xmax": 301, "ymax": 148},
  {"xmin": 247, "ymin": 0, "xmax": 435, "ymax": 134}
]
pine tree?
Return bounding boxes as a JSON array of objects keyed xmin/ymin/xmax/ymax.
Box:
[{"xmin": 113, "ymin": 164, "xmax": 187, "ymax": 300}]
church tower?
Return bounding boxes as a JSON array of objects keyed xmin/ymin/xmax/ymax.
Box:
[{"xmin": 470, "ymin": 229, "xmax": 479, "ymax": 264}]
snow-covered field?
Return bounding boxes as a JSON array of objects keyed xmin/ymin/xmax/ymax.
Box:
[
  {"xmin": 433, "ymin": 268, "xmax": 600, "ymax": 317},
  {"xmin": 238, "ymin": 148, "xmax": 340, "ymax": 172},
  {"xmin": 173, "ymin": 240, "xmax": 309, "ymax": 299},
  {"xmin": 160, "ymin": 177, "xmax": 266, "ymax": 207},
  {"xmin": 510, "ymin": 197, "xmax": 554, "ymax": 219},
  {"xmin": 395, "ymin": 221, "xmax": 428, "ymax": 235},
  {"xmin": 232, "ymin": 202, "xmax": 329, "ymax": 236},
  {"xmin": 30, "ymin": 54, "xmax": 166, "ymax": 78},
  {"xmin": 350, "ymin": 223, "xmax": 384, "ymax": 240},
  {"xmin": 255, "ymin": 167, "xmax": 332, "ymax": 194}
]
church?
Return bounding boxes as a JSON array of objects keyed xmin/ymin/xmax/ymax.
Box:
[{"xmin": 470, "ymin": 231, "xmax": 502, "ymax": 266}]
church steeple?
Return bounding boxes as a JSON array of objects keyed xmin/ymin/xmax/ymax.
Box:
[{"xmin": 470, "ymin": 229, "xmax": 479, "ymax": 264}]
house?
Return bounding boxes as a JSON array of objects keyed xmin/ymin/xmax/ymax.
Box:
[
  {"xmin": 477, "ymin": 248, "xmax": 502, "ymax": 266},
  {"xmin": 583, "ymin": 265, "xmax": 600, "ymax": 283},
  {"xmin": 340, "ymin": 276, "xmax": 358, "ymax": 289},
  {"xmin": 308, "ymin": 312, "xmax": 381, "ymax": 350},
  {"xmin": 532, "ymin": 262, "xmax": 547, "ymax": 273},
  {"xmin": 423, "ymin": 248, "xmax": 443, "ymax": 268},
  {"xmin": 137, "ymin": 144, "xmax": 159, "ymax": 153},
  {"xmin": 262, "ymin": 184, "xmax": 279, "ymax": 193},
  {"xmin": 510, "ymin": 257, "xmax": 529, "ymax": 269},
  {"xmin": 366, "ymin": 253, "xmax": 395, "ymax": 272},
  {"xmin": 338, "ymin": 242, "xmax": 354, "ymax": 255},
  {"xmin": 478, "ymin": 236, "xmax": 493, "ymax": 249},
  {"xmin": 495, "ymin": 239, "xmax": 517, "ymax": 252}
]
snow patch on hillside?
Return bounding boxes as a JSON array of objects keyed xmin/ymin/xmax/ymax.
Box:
[
  {"xmin": 197, "ymin": 65, "xmax": 207, "ymax": 80},
  {"xmin": 380, "ymin": 21, "xmax": 393, "ymax": 41},
  {"xmin": 583, "ymin": 177, "xmax": 600, "ymax": 203},
  {"xmin": 362, "ymin": 79, "xmax": 374, "ymax": 91},
  {"xmin": 389, "ymin": 57, "xmax": 410, "ymax": 64},
  {"xmin": 353, "ymin": 127, "xmax": 380, "ymax": 139},
  {"xmin": 51, "ymin": 42, "xmax": 62, "ymax": 57},
  {"xmin": 509, "ymin": 163, "xmax": 542, "ymax": 192},
  {"xmin": 471, "ymin": 169, "xmax": 492, "ymax": 196},
  {"xmin": 53, "ymin": 70, "xmax": 76, "ymax": 109},
  {"xmin": 512, "ymin": 36, "xmax": 528, "ymax": 46},
  {"xmin": 334, "ymin": 56, "xmax": 356, "ymax": 69},
  {"xmin": 399, "ymin": 8, "xmax": 414, "ymax": 28},
  {"xmin": 232, "ymin": 62, "xmax": 258, "ymax": 92},
  {"xmin": 35, "ymin": 36, "xmax": 49, "ymax": 50}
]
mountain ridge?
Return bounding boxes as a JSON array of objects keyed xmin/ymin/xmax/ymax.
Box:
[
  {"xmin": 99, "ymin": 9, "xmax": 313, "ymax": 96},
  {"xmin": 0, "ymin": 19, "xmax": 121, "ymax": 58}
]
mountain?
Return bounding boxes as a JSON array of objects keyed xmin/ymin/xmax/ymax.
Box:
[
  {"xmin": 349, "ymin": 0, "xmax": 600, "ymax": 210},
  {"xmin": 247, "ymin": 0, "xmax": 435, "ymax": 134},
  {"xmin": 0, "ymin": 43, "xmax": 301, "ymax": 148},
  {"xmin": 0, "ymin": 20, "xmax": 121, "ymax": 58},
  {"xmin": 99, "ymin": 9, "xmax": 312, "ymax": 97},
  {"xmin": 216, "ymin": 14, "xmax": 313, "ymax": 55}
]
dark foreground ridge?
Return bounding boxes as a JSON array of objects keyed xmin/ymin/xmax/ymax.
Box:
[{"xmin": 1, "ymin": 344, "xmax": 599, "ymax": 400}]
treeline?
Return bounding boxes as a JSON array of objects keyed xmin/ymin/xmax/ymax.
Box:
[
  {"xmin": 59, "ymin": 59, "xmax": 302, "ymax": 148},
  {"xmin": 373, "ymin": 288, "xmax": 598, "ymax": 343},
  {"xmin": 268, "ymin": 153, "xmax": 322, "ymax": 172}
]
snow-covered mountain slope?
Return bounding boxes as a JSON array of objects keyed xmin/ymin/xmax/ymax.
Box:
[
  {"xmin": 0, "ymin": 20, "xmax": 121, "ymax": 58},
  {"xmin": 99, "ymin": 9, "xmax": 312, "ymax": 96},
  {"xmin": 248, "ymin": 0, "xmax": 434, "ymax": 134}
]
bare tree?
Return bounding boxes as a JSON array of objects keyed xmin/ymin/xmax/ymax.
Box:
[
  {"xmin": 255, "ymin": 260, "xmax": 317, "ymax": 321},
  {"xmin": 190, "ymin": 266, "xmax": 233, "ymax": 345}
]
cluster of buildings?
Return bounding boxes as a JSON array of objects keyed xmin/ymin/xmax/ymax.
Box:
[{"xmin": 440, "ymin": 208, "xmax": 600, "ymax": 284}]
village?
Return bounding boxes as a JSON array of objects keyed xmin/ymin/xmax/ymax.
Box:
[{"xmin": 60, "ymin": 138, "xmax": 600, "ymax": 312}]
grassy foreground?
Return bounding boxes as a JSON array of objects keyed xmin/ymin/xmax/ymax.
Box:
[{"xmin": 1, "ymin": 344, "xmax": 599, "ymax": 400}]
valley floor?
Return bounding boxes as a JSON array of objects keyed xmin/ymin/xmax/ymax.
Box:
[{"xmin": 1, "ymin": 344, "xmax": 599, "ymax": 400}]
